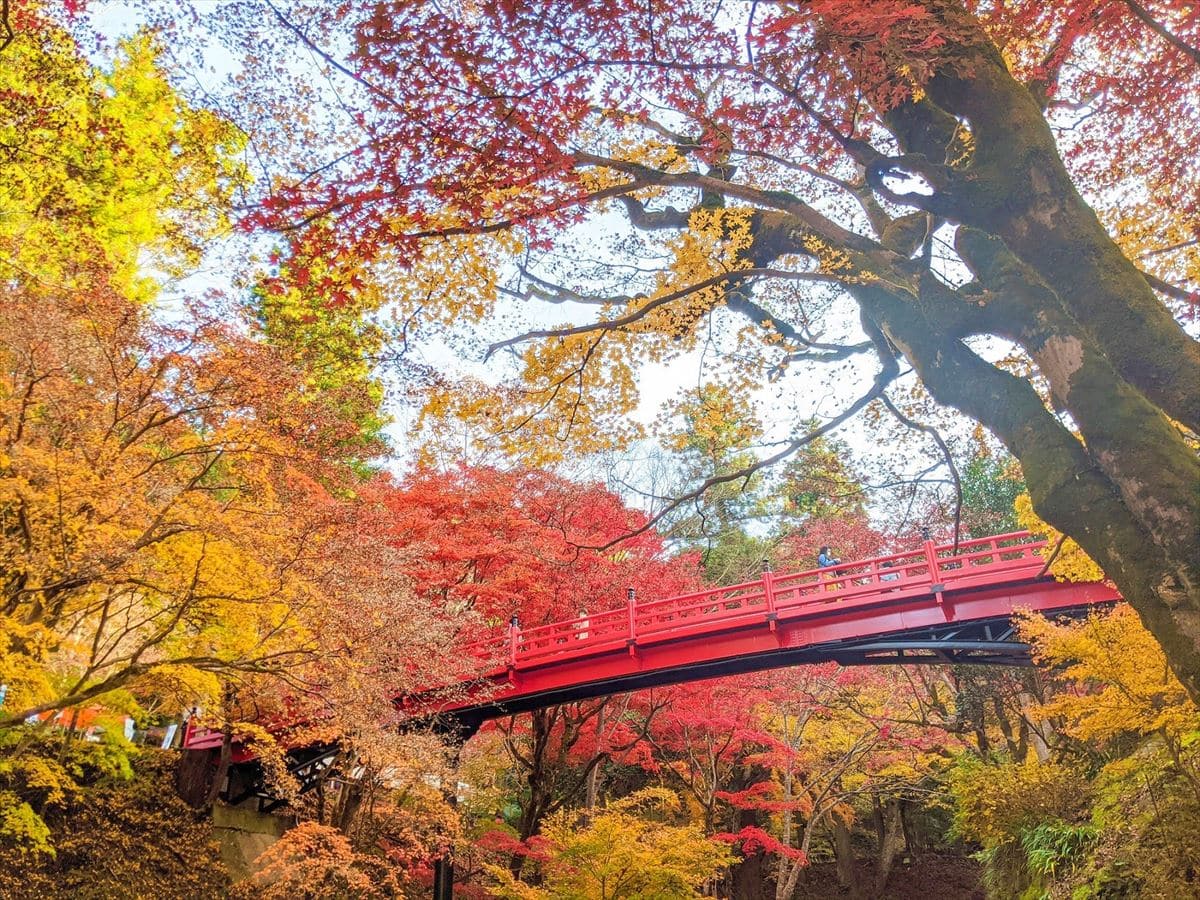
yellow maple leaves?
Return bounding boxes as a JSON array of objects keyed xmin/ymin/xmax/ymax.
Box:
[
  {"xmin": 0, "ymin": 23, "xmax": 247, "ymax": 304},
  {"xmin": 417, "ymin": 206, "xmax": 758, "ymax": 464},
  {"xmin": 1018, "ymin": 606, "xmax": 1196, "ymax": 743},
  {"xmin": 1013, "ymin": 492, "xmax": 1105, "ymax": 583},
  {"xmin": 486, "ymin": 788, "xmax": 733, "ymax": 900}
]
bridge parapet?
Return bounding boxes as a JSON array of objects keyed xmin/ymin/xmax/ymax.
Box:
[
  {"xmin": 468, "ymin": 531, "xmax": 1053, "ymax": 676},
  {"xmin": 186, "ymin": 530, "xmax": 1118, "ymax": 753}
]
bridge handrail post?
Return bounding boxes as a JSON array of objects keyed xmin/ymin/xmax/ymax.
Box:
[
  {"xmin": 762, "ymin": 559, "xmax": 778, "ymax": 629},
  {"xmin": 922, "ymin": 537, "xmax": 950, "ymax": 608},
  {"xmin": 508, "ymin": 617, "xmax": 520, "ymax": 670},
  {"xmin": 626, "ymin": 588, "xmax": 638, "ymax": 654}
]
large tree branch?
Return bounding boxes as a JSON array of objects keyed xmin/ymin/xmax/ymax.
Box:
[
  {"xmin": 954, "ymin": 226, "xmax": 1200, "ymax": 573},
  {"xmin": 908, "ymin": 7, "xmax": 1200, "ymax": 431},
  {"xmin": 1140, "ymin": 268, "xmax": 1200, "ymax": 307},
  {"xmin": 1121, "ymin": 0, "xmax": 1200, "ymax": 66},
  {"xmin": 864, "ymin": 154, "xmax": 964, "ymax": 219},
  {"xmin": 618, "ymin": 195, "xmax": 691, "ymax": 231},
  {"xmin": 573, "ymin": 151, "xmax": 880, "ymax": 254},
  {"xmin": 722, "ymin": 291, "xmax": 872, "ymax": 363},
  {"xmin": 485, "ymin": 268, "xmax": 839, "ymax": 359}
]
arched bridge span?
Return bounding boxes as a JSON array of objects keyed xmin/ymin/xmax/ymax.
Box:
[
  {"xmin": 184, "ymin": 530, "xmax": 1119, "ymax": 758},
  {"xmin": 424, "ymin": 531, "xmax": 1118, "ymax": 737}
]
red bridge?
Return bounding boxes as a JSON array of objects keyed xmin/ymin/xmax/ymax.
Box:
[
  {"xmin": 424, "ymin": 530, "xmax": 1119, "ymax": 737},
  {"xmin": 184, "ymin": 530, "xmax": 1119, "ymax": 762}
]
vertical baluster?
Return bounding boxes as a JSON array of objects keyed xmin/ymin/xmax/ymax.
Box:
[
  {"xmin": 626, "ymin": 588, "xmax": 638, "ymax": 656},
  {"xmin": 762, "ymin": 559, "xmax": 777, "ymax": 631},
  {"xmin": 508, "ymin": 614, "xmax": 520, "ymax": 671},
  {"xmin": 923, "ymin": 528, "xmax": 946, "ymax": 606}
]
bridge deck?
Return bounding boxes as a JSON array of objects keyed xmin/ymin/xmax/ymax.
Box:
[
  {"xmin": 184, "ymin": 531, "xmax": 1121, "ymax": 750},
  {"xmin": 422, "ymin": 531, "xmax": 1119, "ymax": 729}
]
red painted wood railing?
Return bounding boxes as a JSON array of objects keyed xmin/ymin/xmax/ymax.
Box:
[
  {"xmin": 461, "ymin": 530, "xmax": 1050, "ymax": 676},
  {"xmin": 185, "ymin": 531, "xmax": 1077, "ymax": 752}
]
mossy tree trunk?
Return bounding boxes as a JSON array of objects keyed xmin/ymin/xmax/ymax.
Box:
[{"xmin": 654, "ymin": 2, "xmax": 1200, "ymax": 699}]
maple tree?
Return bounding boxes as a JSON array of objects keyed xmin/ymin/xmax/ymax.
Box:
[
  {"xmin": 183, "ymin": 0, "xmax": 1200, "ymax": 696},
  {"xmin": 386, "ymin": 463, "xmax": 701, "ymax": 632},
  {"xmin": 233, "ymin": 820, "xmax": 403, "ymax": 900},
  {"xmin": 0, "ymin": 4, "xmax": 458, "ymax": 833},
  {"xmin": 381, "ymin": 464, "xmax": 702, "ymax": 883},
  {"xmin": 485, "ymin": 787, "xmax": 733, "ymax": 900},
  {"xmin": 0, "ymin": 260, "xmax": 454, "ymax": 731}
]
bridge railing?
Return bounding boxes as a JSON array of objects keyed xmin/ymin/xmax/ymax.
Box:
[
  {"xmin": 184, "ymin": 533, "xmax": 1057, "ymax": 751},
  {"xmin": 464, "ymin": 531, "xmax": 1050, "ymax": 675}
]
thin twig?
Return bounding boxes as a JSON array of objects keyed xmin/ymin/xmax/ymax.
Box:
[
  {"xmin": 0, "ymin": 0, "xmax": 13, "ymax": 53},
  {"xmin": 880, "ymin": 395, "xmax": 963, "ymax": 552},
  {"xmin": 1036, "ymin": 534, "xmax": 1068, "ymax": 579},
  {"xmin": 577, "ymin": 355, "xmax": 899, "ymax": 552}
]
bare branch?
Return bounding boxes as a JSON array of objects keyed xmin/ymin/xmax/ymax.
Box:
[
  {"xmin": 573, "ymin": 151, "xmax": 880, "ymax": 253},
  {"xmin": 0, "ymin": 0, "xmax": 13, "ymax": 54},
  {"xmin": 1121, "ymin": 0, "xmax": 1200, "ymax": 66},
  {"xmin": 485, "ymin": 267, "xmax": 838, "ymax": 359},
  {"xmin": 722, "ymin": 291, "xmax": 871, "ymax": 366},
  {"xmin": 1037, "ymin": 534, "xmax": 1068, "ymax": 579},
  {"xmin": 880, "ymin": 394, "xmax": 964, "ymax": 551},
  {"xmin": 1140, "ymin": 267, "xmax": 1200, "ymax": 307},
  {"xmin": 577, "ymin": 353, "xmax": 899, "ymax": 552},
  {"xmin": 500, "ymin": 265, "xmax": 630, "ymax": 307},
  {"xmin": 1138, "ymin": 238, "xmax": 1199, "ymax": 259}
]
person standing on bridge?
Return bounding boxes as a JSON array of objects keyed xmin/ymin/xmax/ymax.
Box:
[{"xmin": 818, "ymin": 547, "xmax": 842, "ymax": 595}]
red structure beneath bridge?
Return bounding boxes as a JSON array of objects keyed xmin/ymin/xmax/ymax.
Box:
[{"xmin": 184, "ymin": 530, "xmax": 1120, "ymax": 754}]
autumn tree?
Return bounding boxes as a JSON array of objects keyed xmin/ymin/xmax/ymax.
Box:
[
  {"xmin": 233, "ymin": 821, "xmax": 404, "ymax": 900},
  {"xmin": 485, "ymin": 788, "xmax": 733, "ymax": 900},
  {"xmin": 180, "ymin": 0, "xmax": 1200, "ymax": 695},
  {"xmin": 0, "ymin": 4, "xmax": 245, "ymax": 302},
  {"xmin": 384, "ymin": 464, "xmax": 697, "ymax": 878},
  {"xmin": 0, "ymin": 3, "xmax": 457, "ymax": 769},
  {"xmin": 386, "ymin": 464, "xmax": 700, "ymax": 631},
  {"xmin": 957, "ymin": 451, "xmax": 1025, "ymax": 539},
  {"xmin": 950, "ymin": 605, "xmax": 1200, "ymax": 897}
]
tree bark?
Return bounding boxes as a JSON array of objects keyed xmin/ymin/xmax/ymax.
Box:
[
  {"xmin": 847, "ymin": 277, "xmax": 1200, "ymax": 700},
  {"xmin": 841, "ymin": 2, "xmax": 1200, "ymax": 697},
  {"xmin": 903, "ymin": 5, "xmax": 1200, "ymax": 432},
  {"xmin": 872, "ymin": 800, "xmax": 904, "ymax": 898},
  {"xmin": 833, "ymin": 814, "xmax": 863, "ymax": 900}
]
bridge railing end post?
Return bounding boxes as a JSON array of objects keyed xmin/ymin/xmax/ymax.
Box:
[
  {"xmin": 626, "ymin": 588, "xmax": 638, "ymax": 655},
  {"xmin": 762, "ymin": 559, "xmax": 777, "ymax": 630}
]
